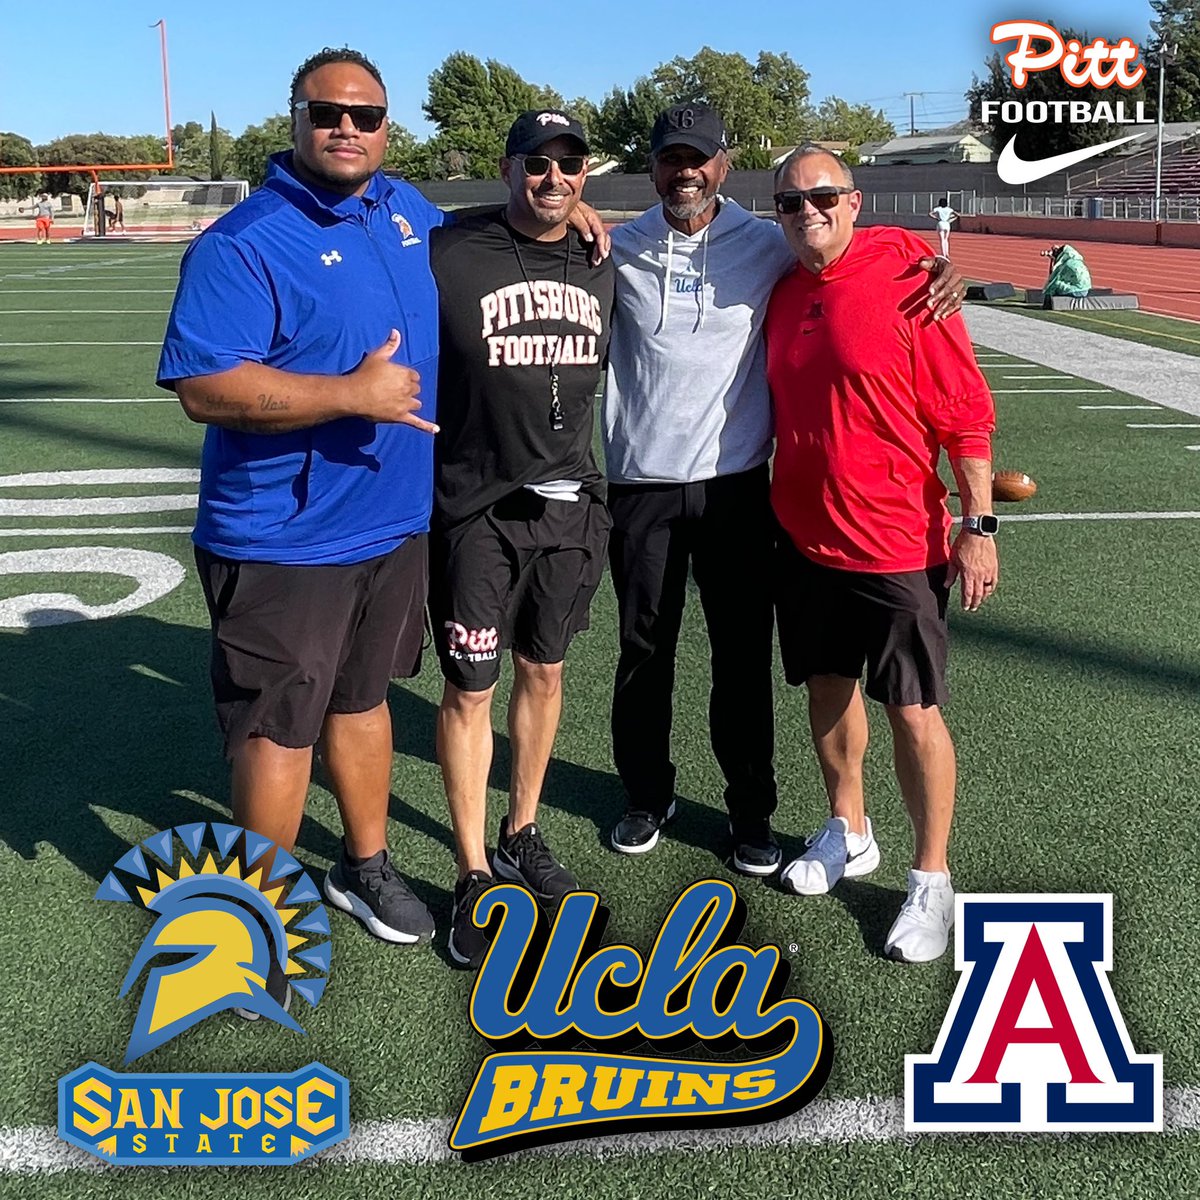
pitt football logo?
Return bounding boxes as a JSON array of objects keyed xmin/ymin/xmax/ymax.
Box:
[
  {"xmin": 450, "ymin": 879, "xmax": 831, "ymax": 1159},
  {"xmin": 906, "ymin": 895, "xmax": 1161, "ymax": 1132},
  {"xmin": 57, "ymin": 823, "xmax": 349, "ymax": 1165}
]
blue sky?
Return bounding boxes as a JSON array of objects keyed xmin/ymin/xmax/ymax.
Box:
[{"xmin": 1, "ymin": 1, "xmax": 1155, "ymax": 146}]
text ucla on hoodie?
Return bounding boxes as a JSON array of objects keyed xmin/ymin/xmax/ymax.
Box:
[{"xmin": 602, "ymin": 199, "xmax": 796, "ymax": 484}]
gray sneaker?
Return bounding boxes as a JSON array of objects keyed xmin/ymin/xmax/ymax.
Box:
[{"xmin": 323, "ymin": 844, "xmax": 435, "ymax": 944}]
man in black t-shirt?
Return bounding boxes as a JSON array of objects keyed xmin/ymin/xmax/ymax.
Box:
[{"xmin": 430, "ymin": 109, "xmax": 615, "ymax": 968}]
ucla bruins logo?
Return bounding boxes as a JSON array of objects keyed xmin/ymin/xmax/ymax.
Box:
[
  {"xmin": 58, "ymin": 824, "xmax": 348, "ymax": 1166},
  {"xmin": 451, "ymin": 878, "xmax": 831, "ymax": 1159}
]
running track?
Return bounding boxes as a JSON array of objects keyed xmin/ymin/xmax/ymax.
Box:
[{"xmin": 914, "ymin": 231, "xmax": 1200, "ymax": 322}]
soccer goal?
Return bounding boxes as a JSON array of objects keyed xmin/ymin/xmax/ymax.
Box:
[{"xmin": 81, "ymin": 179, "xmax": 249, "ymax": 240}]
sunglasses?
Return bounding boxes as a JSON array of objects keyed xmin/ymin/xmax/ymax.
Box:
[
  {"xmin": 773, "ymin": 187, "xmax": 855, "ymax": 214},
  {"xmin": 516, "ymin": 154, "xmax": 588, "ymax": 177},
  {"xmin": 293, "ymin": 100, "xmax": 388, "ymax": 133}
]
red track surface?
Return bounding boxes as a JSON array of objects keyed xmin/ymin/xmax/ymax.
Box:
[{"xmin": 914, "ymin": 231, "xmax": 1200, "ymax": 322}]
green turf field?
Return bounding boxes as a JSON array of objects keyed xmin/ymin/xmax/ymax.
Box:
[
  {"xmin": 1, "ymin": 242, "xmax": 1198, "ymax": 1197},
  {"xmin": 992, "ymin": 298, "xmax": 1200, "ymax": 358}
]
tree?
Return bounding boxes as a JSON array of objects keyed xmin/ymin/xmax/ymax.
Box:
[
  {"xmin": 0, "ymin": 132, "xmax": 39, "ymax": 199},
  {"xmin": 209, "ymin": 112, "xmax": 225, "ymax": 180},
  {"xmin": 651, "ymin": 48, "xmax": 813, "ymax": 151},
  {"xmin": 1149, "ymin": 0, "xmax": 1200, "ymax": 121},
  {"xmin": 569, "ymin": 97, "xmax": 600, "ymax": 143},
  {"xmin": 36, "ymin": 134, "xmax": 168, "ymax": 198},
  {"xmin": 733, "ymin": 143, "xmax": 774, "ymax": 170},
  {"xmin": 170, "ymin": 121, "xmax": 207, "ymax": 175},
  {"xmin": 592, "ymin": 77, "xmax": 667, "ymax": 172},
  {"xmin": 810, "ymin": 98, "xmax": 895, "ymax": 147},
  {"xmin": 422, "ymin": 53, "xmax": 564, "ymax": 178},
  {"xmin": 383, "ymin": 121, "xmax": 434, "ymax": 180},
  {"xmin": 752, "ymin": 52, "xmax": 813, "ymax": 144},
  {"xmin": 968, "ymin": 24, "xmax": 1149, "ymax": 159},
  {"xmin": 653, "ymin": 48, "xmax": 770, "ymax": 150},
  {"xmin": 231, "ymin": 115, "xmax": 292, "ymax": 188}
]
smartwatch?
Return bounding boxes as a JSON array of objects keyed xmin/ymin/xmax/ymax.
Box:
[{"xmin": 961, "ymin": 514, "xmax": 999, "ymax": 536}]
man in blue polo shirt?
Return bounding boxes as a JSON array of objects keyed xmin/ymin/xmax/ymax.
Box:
[{"xmin": 158, "ymin": 48, "xmax": 443, "ymax": 997}]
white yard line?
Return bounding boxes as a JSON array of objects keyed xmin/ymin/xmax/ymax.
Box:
[
  {"xmin": 1126, "ymin": 423, "xmax": 1200, "ymax": 429},
  {"xmin": 0, "ymin": 341, "xmax": 162, "ymax": 347},
  {"xmin": 0, "ymin": 526, "xmax": 192, "ymax": 537},
  {"xmin": 0, "ymin": 495, "xmax": 195, "ymax": 516},
  {"xmin": 978, "ymin": 511, "xmax": 1200, "ymax": 522},
  {"xmin": 0, "ymin": 469, "xmax": 198, "ymax": 487},
  {"xmin": 3, "ymin": 1086, "xmax": 1198, "ymax": 1174},
  {"xmin": 0, "ymin": 403, "xmax": 174, "ymax": 408},
  {"xmin": 0, "ymin": 290, "xmax": 175, "ymax": 294},
  {"xmin": 1078, "ymin": 405, "xmax": 1159, "ymax": 410},
  {"xmin": 0, "ymin": 309, "xmax": 169, "ymax": 314},
  {"xmin": 991, "ymin": 389, "xmax": 1113, "ymax": 394}
]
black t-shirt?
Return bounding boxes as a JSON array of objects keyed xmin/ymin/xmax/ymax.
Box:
[{"xmin": 430, "ymin": 209, "xmax": 615, "ymax": 526}]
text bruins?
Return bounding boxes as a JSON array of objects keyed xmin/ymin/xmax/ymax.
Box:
[{"xmin": 450, "ymin": 879, "xmax": 831, "ymax": 1159}]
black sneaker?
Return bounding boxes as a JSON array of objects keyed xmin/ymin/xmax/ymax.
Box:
[
  {"xmin": 730, "ymin": 818, "xmax": 782, "ymax": 877},
  {"xmin": 449, "ymin": 871, "xmax": 495, "ymax": 969},
  {"xmin": 610, "ymin": 800, "xmax": 677, "ymax": 855},
  {"xmin": 323, "ymin": 844, "xmax": 435, "ymax": 944},
  {"xmin": 492, "ymin": 818, "xmax": 577, "ymax": 903},
  {"xmin": 234, "ymin": 954, "xmax": 292, "ymax": 1022}
]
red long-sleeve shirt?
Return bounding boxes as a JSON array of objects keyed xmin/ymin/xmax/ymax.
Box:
[{"xmin": 766, "ymin": 225, "xmax": 994, "ymax": 573}]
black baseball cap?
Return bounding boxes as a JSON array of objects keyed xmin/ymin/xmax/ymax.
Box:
[
  {"xmin": 506, "ymin": 109, "xmax": 590, "ymax": 157},
  {"xmin": 651, "ymin": 103, "xmax": 729, "ymax": 158}
]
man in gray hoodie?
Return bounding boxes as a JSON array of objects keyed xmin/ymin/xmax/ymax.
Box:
[
  {"xmin": 604, "ymin": 105, "xmax": 963, "ymax": 875},
  {"xmin": 604, "ymin": 103, "xmax": 791, "ymax": 874}
]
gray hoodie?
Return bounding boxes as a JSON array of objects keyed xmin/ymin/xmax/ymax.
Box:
[{"xmin": 602, "ymin": 198, "xmax": 796, "ymax": 484}]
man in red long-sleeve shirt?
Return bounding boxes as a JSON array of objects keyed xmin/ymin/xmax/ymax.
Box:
[{"xmin": 766, "ymin": 145, "xmax": 998, "ymax": 964}]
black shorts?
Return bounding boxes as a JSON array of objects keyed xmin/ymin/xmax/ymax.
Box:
[
  {"xmin": 775, "ymin": 535, "xmax": 950, "ymax": 708},
  {"xmin": 195, "ymin": 536, "xmax": 428, "ymax": 757},
  {"xmin": 430, "ymin": 489, "xmax": 610, "ymax": 691}
]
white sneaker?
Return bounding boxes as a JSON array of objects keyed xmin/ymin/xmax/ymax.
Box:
[
  {"xmin": 885, "ymin": 869, "xmax": 955, "ymax": 963},
  {"xmin": 780, "ymin": 816, "xmax": 880, "ymax": 896}
]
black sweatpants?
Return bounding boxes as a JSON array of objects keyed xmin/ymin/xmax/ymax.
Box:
[{"xmin": 607, "ymin": 462, "xmax": 777, "ymax": 825}]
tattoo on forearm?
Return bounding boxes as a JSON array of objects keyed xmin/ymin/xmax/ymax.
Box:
[{"xmin": 258, "ymin": 393, "xmax": 291, "ymax": 413}]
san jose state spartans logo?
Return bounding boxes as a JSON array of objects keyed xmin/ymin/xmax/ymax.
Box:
[{"xmin": 57, "ymin": 823, "xmax": 349, "ymax": 1165}]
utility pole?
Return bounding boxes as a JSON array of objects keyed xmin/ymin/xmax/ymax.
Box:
[
  {"xmin": 902, "ymin": 92, "xmax": 926, "ymax": 136},
  {"xmin": 1155, "ymin": 42, "xmax": 1178, "ymax": 222}
]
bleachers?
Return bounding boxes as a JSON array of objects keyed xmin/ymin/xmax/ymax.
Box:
[{"xmin": 1076, "ymin": 149, "xmax": 1200, "ymax": 197}]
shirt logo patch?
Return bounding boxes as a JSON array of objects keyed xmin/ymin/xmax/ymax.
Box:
[
  {"xmin": 391, "ymin": 212, "xmax": 423, "ymax": 247},
  {"xmin": 320, "ymin": 250, "xmax": 342, "ymax": 267}
]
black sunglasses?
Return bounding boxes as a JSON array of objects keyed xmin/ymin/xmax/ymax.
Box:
[
  {"xmin": 293, "ymin": 100, "xmax": 388, "ymax": 133},
  {"xmin": 516, "ymin": 154, "xmax": 588, "ymax": 177},
  {"xmin": 774, "ymin": 187, "xmax": 854, "ymax": 214}
]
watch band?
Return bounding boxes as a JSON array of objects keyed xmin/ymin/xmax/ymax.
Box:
[{"xmin": 961, "ymin": 515, "xmax": 999, "ymax": 536}]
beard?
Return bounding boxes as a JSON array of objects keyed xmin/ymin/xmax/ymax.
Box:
[{"xmin": 664, "ymin": 188, "xmax": 717, "ymax": 222}]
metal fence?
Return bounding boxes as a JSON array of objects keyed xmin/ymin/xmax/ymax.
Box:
[{"xmin": 859, "ymin": 190, "xmax": 1200, "ymax": 223}]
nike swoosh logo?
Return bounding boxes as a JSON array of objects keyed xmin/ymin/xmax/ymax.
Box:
[{"xmin": 996, "ymin": 132, "xmax": 1147, "ymax": 185}]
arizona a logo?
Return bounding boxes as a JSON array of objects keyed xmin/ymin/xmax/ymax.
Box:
[{"xmin": 907, "ymin": 895, "xmax": 1161, "ymax": 1132}]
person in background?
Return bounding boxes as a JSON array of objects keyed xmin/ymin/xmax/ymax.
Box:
[
  {"xmin": 1042, "ymin": 243, "xmax": 1092, "ymax": 302},
  {"xmin": 929, "ymin": 197, "xmax": 958, "ymax": 257}
]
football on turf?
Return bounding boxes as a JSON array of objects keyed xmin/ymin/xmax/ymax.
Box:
[{"xmin": 992, "ymin": 469, "xmax": 1037, "ymax": 502}]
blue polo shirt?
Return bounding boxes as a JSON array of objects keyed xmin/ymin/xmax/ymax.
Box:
[{"xmin": 157, "ymin": 151, "xmax": 445, "ymax": 564}]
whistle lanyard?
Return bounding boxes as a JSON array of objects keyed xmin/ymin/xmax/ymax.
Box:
[{"xmin": 508, "ymin": 228, "xmax": 572, "ymax": 431}]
